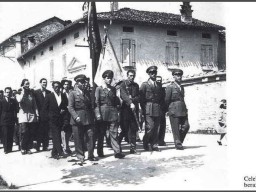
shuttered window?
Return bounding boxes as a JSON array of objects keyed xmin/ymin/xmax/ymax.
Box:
[
  {"xmin": 121, "ymin": 39, "xmax": 136, "ymax": 67},
  {"xmin": 165, "ymin": 42, "xmax": 179, "ymax": 66},
  {"xmin": 201, "ymin": 44, "xmax": 214, "ymax": 68}
]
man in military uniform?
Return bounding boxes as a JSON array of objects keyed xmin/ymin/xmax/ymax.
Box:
[
  {"xmin": 68, "ymin": 74, "xmax": 97, "ymax": 163},
  {"xmin": 140, "ymin": 66, "xmax": 164, "ymax": 152},
  {"xmin": 165, "ymin": 69, "xmax": 190, "ymax": 150},
  {"xmin": 95, "ymin": 70, "xmax": 125, "ymax": 159},
  {"xmin": 156, "ymin": 76, "xmax": 167, "ymax": 146},
  {"xmin": 119, "ymin": 69, "xmax": 140, "ymax": 154}
]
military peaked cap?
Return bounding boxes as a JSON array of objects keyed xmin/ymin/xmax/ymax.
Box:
[
  {"xmin": 102, "ymin": 70, "xmax": 114, "ymax": 78},
  {"xmin": 172, "ymin": 68, "xmax": 183, "ymax": 76},
  {"xmin": 146, "ymin": 66, "xmax": 158, "ymax": 73},
  {"xmin": 74, "ymin": 74, "xmax": 89, "ymax": 82}
]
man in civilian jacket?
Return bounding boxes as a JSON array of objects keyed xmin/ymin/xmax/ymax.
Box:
[
  {"xmin": 34, "ymin": 78, "xmax": 51, "ymax": 151},
  {"xmin": 61, "ymin": 79, "xmax": 73, "ymax": 155},
  {"xmin": 140, "ymin": 66, "xmax": 164, "ymax": 152},
  {"xmin": 68, "ymin": 74, "xmax": 97, "ymax": 163},
  {"xmin": 0, "ymin": 87, "xmax": 19, "ymax": 154},
  {"xmin": 119, "ymin": 69, "xmax": 140, "ymax": 154},
  {"xmin": 44, "ymin": 81, "xmax": 67, "ymax": 159},
  {"xmin": 165, "ymin": 69, "xmax": 190, "ymax": 150}
]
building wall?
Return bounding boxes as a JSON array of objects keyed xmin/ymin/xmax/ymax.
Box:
[
  {"xmin": 23, "ymin": 26, "xmax": 91, "ymax": 90},
  {"xmin": 22, "ymin": 22, "xmax": 222, "ymax": 89},
  {"xmin": 183, "ymin": 81, "xmax": 226, "ymax": 132},
  {"xmin": 106, "ymin": 24, "xmax": 219, "ymax": 84}
]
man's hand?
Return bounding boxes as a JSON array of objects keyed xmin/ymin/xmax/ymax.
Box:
[
  {"xmin": 130, "ymin": 103, "xmax": 135, "ymax": 110},
  {"xmin": 75, "ymin": 116, "xmax": 81, "ymax": 123}
]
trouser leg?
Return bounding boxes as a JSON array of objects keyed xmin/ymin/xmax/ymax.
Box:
[
  {"xmin": 158, "ymin": 114, "xmax": 166, "ymax": 144},
  {"xmin": 169, "ymin": 116, "xmax": 182, "ymax": 145},
  {"xmin": 7, "ymin": 125, "xmax": 14, "ymax": 152},
  {"xmin": 149, "ymin": 117, "xmax": 160, "ymax": 149},
  {"xmin": 2, "ymin": 125, "xmax": 8, "ymax": 152},
  {"xmin": 179, "ymin": 116, "xmax": 190, "ymax": 143},
  {"xmin": 109, "ymin": 121, "xmax": 121, "ymax": 154},
  {"xmin": 51, "ymin": 122, "xmax": 63, "ymax": 155},
  {"xmin": 85, "ymin": 124, "xmax": 94, "ymax": 158},
  {"xmin": 128, "ymin": 116, "xmax": 137, "ymax": 150},
  {"xmin": 96, "ymin": 122, "xmax": 106, "ymax": 156},
  {"xmin": 20, "ymin": 123, "xmax": 30, "ymax": 150},
  {"xmin": 72, "ymin": 124, "xmax": 85, "ymax": 160}
]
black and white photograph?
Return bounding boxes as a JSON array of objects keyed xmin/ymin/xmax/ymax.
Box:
[{"xmin": 0, "ymin": 1, "xmax": 254, "ymax": 190}]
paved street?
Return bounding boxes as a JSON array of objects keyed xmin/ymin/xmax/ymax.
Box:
[{"xmin": 0, "ymin": 133, "xmax": 227, "ymax": 190}]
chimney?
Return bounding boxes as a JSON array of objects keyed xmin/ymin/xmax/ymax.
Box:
[
  {"xmin": 180, "ymin": 2, "xmax": 193, "ymax": 23},
  {"xmin": 110, "ymin": 2, "xmax": 119, "ymax": 12}
]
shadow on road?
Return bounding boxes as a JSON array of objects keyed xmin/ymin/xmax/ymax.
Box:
[{"xmin": 60, "ymin": 154, "xmax": 205, "ymax": 187}]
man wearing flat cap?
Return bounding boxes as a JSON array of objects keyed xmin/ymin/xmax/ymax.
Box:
[
  {"xmin": 94, "ymin": 70, "xmax": 125, "ymax": 159},
  {"xmin": 165, "ymin": 68, "xmax": 190, "ymax": 150},
  {"xmin": 68, "ymin": 74, "xmax": 97, "ymax": 163},
  {"xmin": 60, "ymin": 79, "xmax": 72, "ymax": 155},
  {"xmin": 139, "ymin": 66, "xmax": 164, "ymax": 152}
]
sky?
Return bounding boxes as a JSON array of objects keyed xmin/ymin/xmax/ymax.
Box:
[{"xmin": 0, "ymin": 2, "xmax": 226, "ymax": 42}]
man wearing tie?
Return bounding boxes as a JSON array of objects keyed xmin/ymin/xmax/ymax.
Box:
[
  {"xmin": 0, "ymin": 87, "xmax": 18, "ymax": 154},
  {"xmin": 68, "ymin": 75, "xmax": 97, "ymax": 163},
  {"xmin": 139, "ymin": 66, "xmax": 164, "ymax": 152},
  {"xmin": 165, "ymin": 69, "xmax": 190, "ymax": 150},
  {"xmin": 34, "ymin": 78, "xmax": 51, "ymax": 151}
]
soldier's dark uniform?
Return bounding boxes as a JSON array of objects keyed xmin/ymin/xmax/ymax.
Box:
[
  {"xmin": 95, "ymin": 70, "xmax": 125, "ymax": 158},
  {"xmin": 140, "ymin": 66, "xmax": 164, "ymax": 151},
  {"xmin": 165, "ymin": 69, "xmax": 190, "ymax": 150},
  {"xmin": 119, "ymin": 79, "xmax": 140, "ymax": 153}
]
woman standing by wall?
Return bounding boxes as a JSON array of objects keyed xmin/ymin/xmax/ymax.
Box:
[{"xmin": 16, "ymin": 79, "xmax": 39, "ymax": 155}]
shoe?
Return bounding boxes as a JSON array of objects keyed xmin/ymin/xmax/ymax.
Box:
[
  {"xmin": 21, "ymin": 150, "xmax": 26, "ymax": 155},
  {"xmin": 88, "ymin": 157, "xmax": 99, "ymax": 161},
  {"xmin": 217, "ymin": 141, "xmax": 222, "ymax": 146},
  {"xmin": 130, "ymin": 149, "xmax": 141, "ymax": 155},
  {"xmin": 152, "ymin": 147, "xmax": 161, "ymax": 152},
  {"xmin": 176, "ymin": 144, "xmax": 184, "ymax": 150},
  {"xmin": 26, "ymin": 150, "xmax": 32, "ymax": 154},
  {"xmin": 4, "ymin": 151, "xmax": 8, "ymax": 154},
  {"xmin": 114, "ymin": 153, "xmax": 125, "ymax": 159}
]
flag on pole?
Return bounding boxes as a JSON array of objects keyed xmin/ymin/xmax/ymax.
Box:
[
  {"xmin": 94, "ymin": 32, "xmax": 125, "ymax": 87},
  {"xmin": 86, "ymin": 1, "xmax": 102, "ymax": 80}
]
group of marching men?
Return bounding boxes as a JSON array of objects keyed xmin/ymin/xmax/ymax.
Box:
[{"xmin": 0, "ymin": 65, "xmax": 190, "ymax": 164}]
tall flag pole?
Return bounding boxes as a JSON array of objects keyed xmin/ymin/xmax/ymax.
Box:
[
  {"xmin": 87, "ymin": 2, "xmax": 102, "ymax": 81},
  {"xmin": 83, "ymin": 1, "xmax": 102, "ymax": 107}
]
